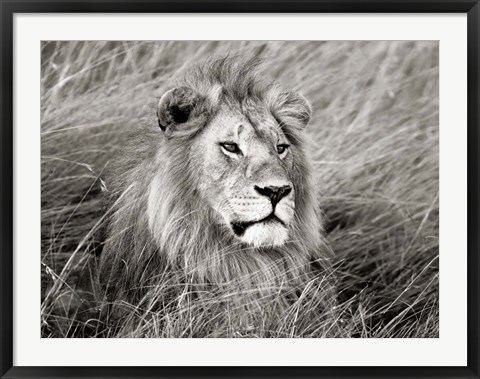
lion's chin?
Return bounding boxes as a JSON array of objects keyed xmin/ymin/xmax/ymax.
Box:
[{"xmin": 238, "ymin": 222, "xmax": 289, "ymax": 248}]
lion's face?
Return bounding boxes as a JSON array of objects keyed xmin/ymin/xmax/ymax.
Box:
[
  {"xmin": 191, "ymin": 106, "xmax": 295, "ymax": 247},
  {"xmin": 156, "ymin": 81, "xmax": 311, "ymax": 248}
]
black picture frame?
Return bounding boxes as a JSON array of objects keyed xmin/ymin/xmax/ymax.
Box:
[{"xmin": 1, "ymin": 1, "xmax": 479, "ymax": 378}]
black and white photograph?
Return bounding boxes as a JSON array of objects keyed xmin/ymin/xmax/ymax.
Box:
[{"xmin": 40, "ymin": 40, "xmax": 439, "ymax": 339}]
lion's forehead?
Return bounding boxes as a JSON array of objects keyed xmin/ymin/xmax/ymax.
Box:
[{"xmin": 208, "ymin": 105, "xmax": 284, "ymax": 147}]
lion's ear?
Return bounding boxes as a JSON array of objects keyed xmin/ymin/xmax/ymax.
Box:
[
  {"xmin": 270, "ymin": 91, "xmax": 312, "ymax": 130},
  {"xmin": 157, "ymin": 87, "xmax": 206, "ymax": 137}
]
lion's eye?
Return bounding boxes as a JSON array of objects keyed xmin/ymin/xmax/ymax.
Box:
[
  {"xmin": 277, "ymin": 144, "xmax": 289, "ymax": 155},
  {"xmin": 220, "ymin": 143, "xmax": 241, "ymax": 154}
]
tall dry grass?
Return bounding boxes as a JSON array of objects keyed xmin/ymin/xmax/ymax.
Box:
[{"xmin": 41, "ymin": 41, "xmax": 438, "ymax": 338}]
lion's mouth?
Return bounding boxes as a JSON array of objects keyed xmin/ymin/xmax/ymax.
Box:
[{"xmin": 231, "ymin": 213, "xmax": 285, "ymax": 237}]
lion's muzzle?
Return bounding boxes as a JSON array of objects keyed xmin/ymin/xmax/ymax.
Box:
[{"xmin": 224, "ymin": 180, "xmax": 295, "ymax": 247}]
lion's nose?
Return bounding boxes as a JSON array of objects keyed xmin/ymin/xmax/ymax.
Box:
[{"xmin": 254, "ymin": 184, "xmax": 292, "ymax": 207}]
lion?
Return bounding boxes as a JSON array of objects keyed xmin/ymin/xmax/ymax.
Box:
[{"xmin": 94, "ymin": 57, "xmax": 335, "ymax": 333}]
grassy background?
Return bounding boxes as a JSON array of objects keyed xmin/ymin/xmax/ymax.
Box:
[{"xmin": 41, "ymin": 41, "xmax": 439, "ymax": 338}]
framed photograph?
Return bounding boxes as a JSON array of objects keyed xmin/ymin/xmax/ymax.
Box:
[{"xmin": 1, "ymin": 1, "xmax": 479, "ymax": 378}]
